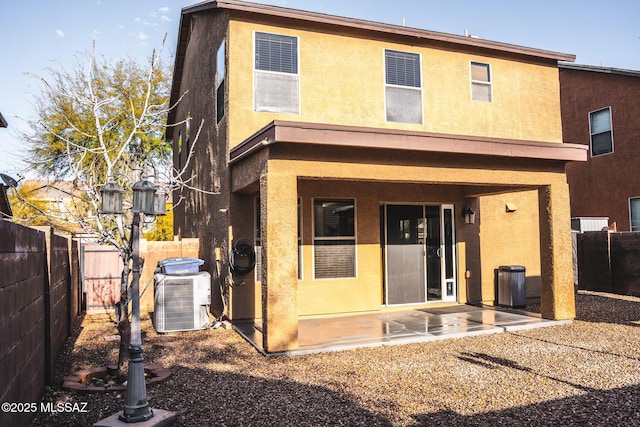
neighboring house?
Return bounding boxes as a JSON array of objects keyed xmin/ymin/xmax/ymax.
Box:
[
  {"xmin": 560, "ymin": 63, "xmax": 640, "ymax": 232},
  {"xmin": 13, "ymin": 180, "xmax": 88, "ymax": 234},
  {"xmin": 168, "ymin": 0, "xmax": 587, "ymax": 353}
]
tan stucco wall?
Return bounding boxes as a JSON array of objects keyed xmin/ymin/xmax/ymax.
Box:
[
  {"xmin": 227, "ymin": 20, "xmax": 563, "ymax": 148},
  {"xmin": 477, "ymin": 190, "xmax": 542, "ymax": 304}
]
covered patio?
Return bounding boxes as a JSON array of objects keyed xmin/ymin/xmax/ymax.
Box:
[{"xmin": 234, "ymin": 305, "xmax": 569, "ymax": 356}]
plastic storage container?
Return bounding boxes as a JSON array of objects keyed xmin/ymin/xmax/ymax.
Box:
[
  {"xmin": 497, "ymin": 265, "xmax": 526, "ymax": 308},
  {"xmin": 158, "ymin": 257, "xmax": 204, "ymax": 275}
]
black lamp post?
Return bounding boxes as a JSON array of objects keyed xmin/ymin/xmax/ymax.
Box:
[{"xmin": 100, "ymin": 179, "xmax": 165, "ymax": 423}]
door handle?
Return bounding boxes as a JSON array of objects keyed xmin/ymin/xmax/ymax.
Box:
[{"xmin": 436, "ymin": 248, "xmax": 442, "ymax": 257}]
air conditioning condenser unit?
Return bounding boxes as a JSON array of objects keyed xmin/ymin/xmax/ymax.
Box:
[{"xmin": 154, "ymin": 272, "xmax": 211, "ymax": 333}]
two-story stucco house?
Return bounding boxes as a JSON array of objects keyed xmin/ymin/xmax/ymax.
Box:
[
  {"xmin": 168, "ymin": 0, "xmax": 587, "ymax": 353},
  {"xmin": 560, "ymin": 63, "xmax": 640, "ymax": 232}
]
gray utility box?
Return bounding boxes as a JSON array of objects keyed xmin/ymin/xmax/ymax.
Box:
[{"xmin": 497, "ymin": 265, "xmax": 526, "ymax": 308}]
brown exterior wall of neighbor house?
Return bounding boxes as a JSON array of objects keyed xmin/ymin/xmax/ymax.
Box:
[{"xmin": 560, "ymin": 66, "xmax": 640, "ymax": 231}]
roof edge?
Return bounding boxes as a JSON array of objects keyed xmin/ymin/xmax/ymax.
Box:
[
  {"xmin": 182, "ymin": 0, "xmax": 575, "ymax": 63},
  {"xmin": 230, "ymin": 121, "xmax": 589, "ymax": 164},
  {"xmin": 559, "ymin": 62, "xmax": 640, "ymax": 77}
]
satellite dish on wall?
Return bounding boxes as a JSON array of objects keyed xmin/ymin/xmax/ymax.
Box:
[{"xmin": 0, "ymin": 173, "xmax": 19, "ymax": 188}]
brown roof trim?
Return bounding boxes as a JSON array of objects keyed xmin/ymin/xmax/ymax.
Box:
[
  {"xmin": 559, "ymin": 62, "xmax": 640, "ymax": 78},
  {"xmin": 230, "ymin": 121, "xmax": 588, "ymax": 164},
  {"xmin": 0, "ymin": 112, "xmax": 7, "ymax": 128},
  {"xmin": 182, "ymin": 0, "xmax": 575, "ymax": 63}
]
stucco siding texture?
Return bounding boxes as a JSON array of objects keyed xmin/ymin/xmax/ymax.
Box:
[{"xmin": 228, "ymin": 19, "xmax": 564, "ymax": 150}]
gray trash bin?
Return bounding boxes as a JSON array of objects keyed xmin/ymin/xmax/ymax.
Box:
[{"xmin": 497, "ymin": 265, "xmax": 526, "ymax": 308}]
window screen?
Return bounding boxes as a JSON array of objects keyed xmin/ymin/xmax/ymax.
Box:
[
  {"xmin": 255, "ymin": 32, "xmax": 298, "ymax": 74},
  {"xmin": 385, "ymin": 49, "xmax": 422, "ymax": 124},
  {"xmin": 590, "ymin": 107, "xmax": 613, "ymax": 156},
  {"xmin": 470, "ymin": 62, "xmax": 492, "ymax": 102},
  {"xmin": 314, "ymin": 199, "xmax": 356, "ymax": 278},
  {"xmin": 254, "ymin": 32, "xmax": 299, "ymax": 114},
  {"xmin": 385, "ymin": 50, "xmax": 421, "ymax": 87}
]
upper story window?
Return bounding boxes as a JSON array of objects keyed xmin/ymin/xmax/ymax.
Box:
[
  {"xmin": 589, "ymin": 107, "xmax": 614, "ymax": 156},
  {"xmin": 630, "ymin": 197, "xmax": 640, "ymax": 232},
  {"xmin": 216, "ymin": 39, "xmax": 225, "ymax": 123},
  {"xmin": 384, "ymin": 49, "xmax": 423, "ymax": 124},
  {"xmin": 470, "ymin": 62, "xmax": 492, "ymax": 102},
  {"xmin": 254, "ymin": 32, "xmax": 299, "ymax": 114}
]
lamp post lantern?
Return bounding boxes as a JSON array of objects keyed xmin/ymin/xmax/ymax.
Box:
[
  {"xmin": 101, "ymin": 182, "xmax": 124, "ymax": 215},
  {"xmin": 152, "ymin": 185, "xmax": 167, "ymax": 216},
  {"xmin": 132, "ymin": 179, "xmax": 157, "ymax": 213}
]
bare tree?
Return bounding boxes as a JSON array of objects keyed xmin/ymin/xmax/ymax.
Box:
[{"xmin": 15, "ymin": 37, "xmax": 208, "ymax": 381}]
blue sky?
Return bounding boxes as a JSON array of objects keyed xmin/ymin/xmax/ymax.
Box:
[{"xmin": 1, "ymin": 0, "xmax": 638, "ymax": 179}]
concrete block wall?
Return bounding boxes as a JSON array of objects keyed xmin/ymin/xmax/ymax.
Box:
[
  {"xmin": 0, "ymin": 220, "xmax": 48, "ymax": 427},
  {"xmin": 0, "ymin": 220, "xmax": 78, "ymax": 427},
  {"xmin": 45, "ymin": 231, "xmax": 72, "ymax": 384}
]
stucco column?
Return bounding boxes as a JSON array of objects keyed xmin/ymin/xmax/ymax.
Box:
[
  {"xmin": 259, "ymin": 172, "xmax": 299, "ymax": 352},
  {"xmin": 538, "ymin": 183, "xmax": 576, "ymax": 320}
]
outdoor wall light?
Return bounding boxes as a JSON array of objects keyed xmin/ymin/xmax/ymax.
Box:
[
  {"xmin": 463, "ymin": 202, "xmax": 476, "ymax": 225},
  {"xmin": 132, "ymin": 180, "xmax": 157, "ymax": 214},
  {"xmin": 101, "ymin": 182, "xmax": 124, "ymax": 215}
]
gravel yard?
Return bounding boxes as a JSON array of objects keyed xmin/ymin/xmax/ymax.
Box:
[{"xmin": 31, "ymin": 290, "xmax": 640, "ymax": 426}]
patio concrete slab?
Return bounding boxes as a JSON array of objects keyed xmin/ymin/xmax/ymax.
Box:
[{"xmin": 234, "ymin": 305, "xmax": 570, "ymax": 356}]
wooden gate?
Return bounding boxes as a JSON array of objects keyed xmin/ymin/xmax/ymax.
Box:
[{"xmin": 81, "ymin": 244, "xmax": 122, "ymax": 314}]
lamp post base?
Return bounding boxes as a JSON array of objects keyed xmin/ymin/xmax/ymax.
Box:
[{"xmin": 93, "ymin": 408, "xmax": 176, "ymax": 426}]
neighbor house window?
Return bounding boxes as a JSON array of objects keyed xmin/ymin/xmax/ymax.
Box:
[
  {"xmin": 313, "ymin": 199, "xmax": 356, "ymax": 279},
  {"xmin": 589, "ymin": 107, "xmax": 613, "ymax": 156},
  {"xmin": 216, "ymin": 39, "xmax": 225, "ymax": 123},
  {"xmin": 385, "ymin": 49, "xmax": 423, "ymax": 124},
  {"xmin": 630, "ymin": 197, "xmax": 640, "ymax": 232},
  {"xmin": 470, "ymin": 62, "xmax": 492, "ymax": 102},
  {"xmin": 254, "ymin": 32, "xmax": 299, "ymax": 114}
]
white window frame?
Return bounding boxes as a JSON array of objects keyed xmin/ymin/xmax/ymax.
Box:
[
  {"xmin": 630, "ymin": 197, "xmax": 640, "ymax": 232},
  {"xmin": 589, "ymin": 106, "xmax": 614, "ymax": 157},
  {"xmin": 253, "ymin": 31, "xmax": 300, "ymax": 115},
  {"xmin": 312, "ymin": 198, "xmax": 357, "ymax": 280},
  {"xmin": 215, "ymin": 39, "xmax": 225, "ymax": 124},
  {"xmin": 384, "ymin": 49, "xmax": 423, "ymax": 124},
  {"xmin": 470, "ymin": 61, "xmax": 492, "ymax": 103}
]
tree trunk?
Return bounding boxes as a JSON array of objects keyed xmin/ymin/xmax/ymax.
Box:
[{"xmin": 116, "ymin": 259, "xmax": 131, "ymax": 383}]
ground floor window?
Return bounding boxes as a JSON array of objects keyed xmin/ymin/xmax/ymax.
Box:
[
  {"xmin": 630, "ymin": 197, "xmax": 640, "ymax": 232},
  {"xmin": 313, "ymin": 199, "xmax": 356, "ymax": 279}
]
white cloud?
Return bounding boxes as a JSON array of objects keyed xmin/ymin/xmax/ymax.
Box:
[
  {"xmin": 161, "ymin": 15, "xmax": 170, "ymax": 22},
  {"xmin": 159, "ymin": 7, "xmax": 169, "ymax": 13},
  {"xmin": 56, "ymin": 29, "xmax": 64, "ymax": 38},
  {"xmin": 136, "ymin": 31, "xmax": 149, "ymax": 41}
]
